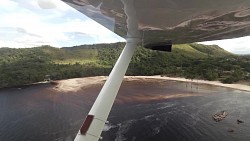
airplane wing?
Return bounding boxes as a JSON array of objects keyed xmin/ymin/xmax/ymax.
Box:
[
  {"xmin": 60, "ymin": 1, "xmax": 250, "ymax": 141},
  {"xmin": 62, "ymin": 0, "xmax": 250, "ymax": 46}
]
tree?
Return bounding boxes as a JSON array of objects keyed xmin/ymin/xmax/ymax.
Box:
[{"xmin": 204, "ymin": 69, "xmax": 218, "ymax": 81}]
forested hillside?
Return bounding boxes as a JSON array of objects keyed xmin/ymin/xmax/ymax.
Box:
[{"xmin": 0, "ymin": 43, "xmax": 250, "ymax": 88}]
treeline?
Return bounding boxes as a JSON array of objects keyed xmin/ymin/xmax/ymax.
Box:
[
  {"xmin": 98, "ymin": 44, "xmax": 250, "ymax": 83},
  {"xmin": 0, "ymin": 43, "xmax": 250, "ymax": 88}
]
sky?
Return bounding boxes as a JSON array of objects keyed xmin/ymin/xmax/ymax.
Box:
[
  {"xmin": 0, "ymin": 0, "xmax": 125, "ymax": 48},
  {"xmin": 200, "ymin": 36, "xmax": 250, "ymax": 55},
  {"xmin": 0, "ymin": 0, "xmax": 250, "ymax": 54}
]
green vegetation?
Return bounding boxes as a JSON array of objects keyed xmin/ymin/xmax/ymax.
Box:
[{"xmin": 0, "ymin": 43, "xmax": 250, "ymax": 88}]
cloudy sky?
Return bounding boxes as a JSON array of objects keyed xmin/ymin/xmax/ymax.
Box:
[
  {"xmin": 0, "ymin": 0, "xmax": 250, "ymax": 54},
  {"xmin": 0, "ymin": 0, "xmax": 125, "ymax": 48},
  {"xmin": 200, "ymin": 36, "xmax": 250, "ymax": 55}
]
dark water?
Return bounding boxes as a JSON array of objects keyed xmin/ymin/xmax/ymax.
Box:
[{"xmin": 0, "ymin": 79, "xmax": 250, "ymax": 141}]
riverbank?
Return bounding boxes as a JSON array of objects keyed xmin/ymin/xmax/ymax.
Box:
[
  {"xmin": 132, "ymin": 76, "xmax": 250, "ymax": 92},
  {"xmin": 53, "ymin": 76, "xmax": 250, "ymax": 93}
]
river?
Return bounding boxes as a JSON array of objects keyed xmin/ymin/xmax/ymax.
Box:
[{"xmin": 0, "ymin": 79, "xmax": 250, "ymax": 141}]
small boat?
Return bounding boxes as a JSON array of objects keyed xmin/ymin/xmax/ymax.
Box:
[{"xmin": 212, "ymin": 111, "xmax": 228, "ymax": 122}]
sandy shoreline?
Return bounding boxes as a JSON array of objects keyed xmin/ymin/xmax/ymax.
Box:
[
  {"xmin": 53, "ymin": 76, "xmax": 107, "ymax": 92},
  {"xmin": 132, "ymin": 76, "xmax": 250, "ymax": 92},
  {"xmin": 53, "ymin": 76, "xmax": 250, "ymax": 92}
]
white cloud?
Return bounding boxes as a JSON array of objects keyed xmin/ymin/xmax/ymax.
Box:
[
  {"xmin": 0, "ymin": 0, "xmax": 17, "ymax": 10},
  {"xmin": 200, "ymin": 36, "xmax": 250, "ymax": 55},
  {"xmin": 0, "ymin": 0, "xmax": 124, "ymax": 48}
]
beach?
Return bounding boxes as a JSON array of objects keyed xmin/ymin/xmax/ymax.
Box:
[{"xmin": 53, "ymin": 76, "xmax": 250, "ymax": 93}]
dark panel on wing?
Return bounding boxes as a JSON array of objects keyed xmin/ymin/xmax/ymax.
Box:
[{"xmin": 144, "ymin": 41, "xmax": 172, "ymax": 52}]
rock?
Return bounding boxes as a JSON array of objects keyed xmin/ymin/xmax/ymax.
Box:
[
  {"xmin": 228, "ymin": 129, "xmax": 234, "ymax": 133},
  {"xmin": 237, "ymin": 119, "xmax": 244, "ymax": 124}
]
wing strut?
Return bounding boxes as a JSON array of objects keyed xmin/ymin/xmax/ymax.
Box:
[{"xmin": 74, "ymin": 0, "xmax": 140, "ymax": 140}]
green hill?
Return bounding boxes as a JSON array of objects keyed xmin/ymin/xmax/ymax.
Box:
[
  {"xmin": 0, "ymin": 42, "xmax": 249, "ymax": 88},
  {"xmin": 189, "ymin": 43, "xmax": 232, "ymax": 57},
  {"xmin": 0, "ymin": 43, "xmax": 231, "ymax": 65}
]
